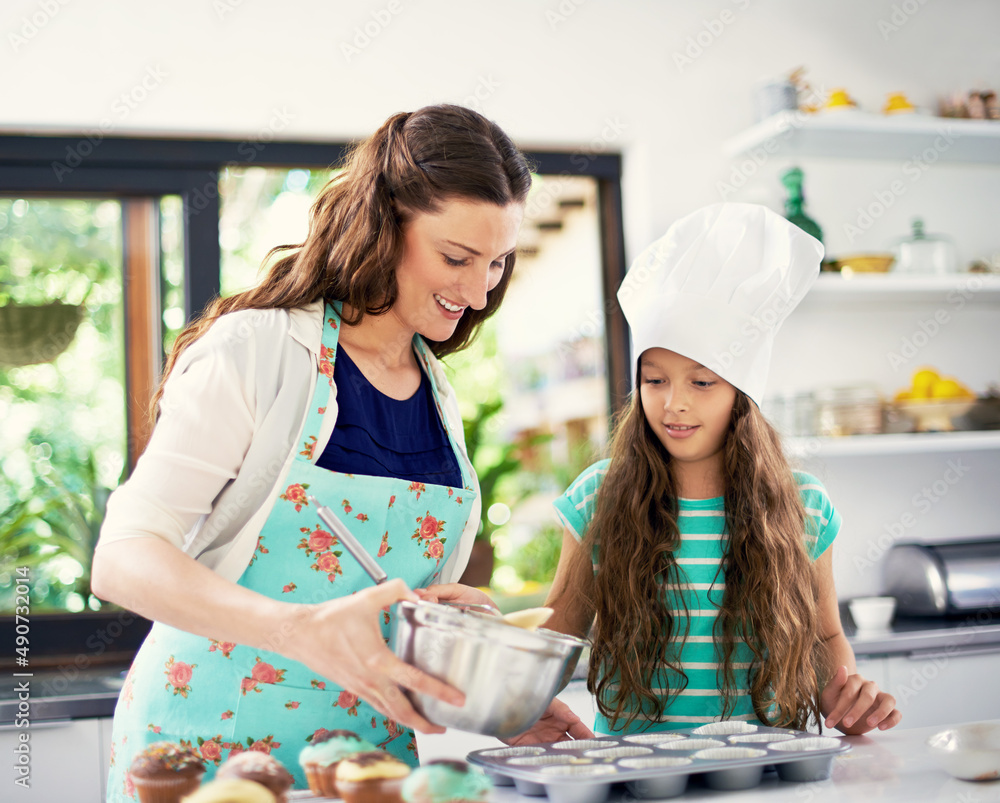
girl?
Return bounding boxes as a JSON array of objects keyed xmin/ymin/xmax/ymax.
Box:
[{"xmin": 541, "ymin": 203, "xmax": 901, "ymax": 738}]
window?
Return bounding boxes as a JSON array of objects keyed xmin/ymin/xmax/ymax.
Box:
[{"xmin": 0, "ymin": 135, "xmax": 625, "ymax": 664}]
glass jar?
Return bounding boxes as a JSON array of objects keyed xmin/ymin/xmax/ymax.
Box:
[
  {"xmin": 892, "ymin": 218, "xmax": 958, "ymax": 275},
  {"xmin": 814, "ymin": 386, "xmax": 883, "ymax": 437},
  {"xmin": 763, "ymin": 391, "xmax": 817, "ymax": 437}
]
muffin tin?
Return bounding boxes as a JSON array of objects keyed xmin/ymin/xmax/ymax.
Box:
[{"xmin": 467, "ymin": 724, "xmax": 850, "ymax": 801}]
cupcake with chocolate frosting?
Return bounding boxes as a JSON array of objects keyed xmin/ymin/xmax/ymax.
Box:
[
  {"xmin": 298, "ymin": 729, "xmax": 376, "ymax": 798},
  {"xmin": 216, "ymin": 751, "xmax": 293, "ymax": 802},
  {"xmin": 335, "ymin": 750, "xmax": 411, "ymax": 803},
  {"xmin": 129, "ymin": 741, "xmax": 206, "ymax": 803}
]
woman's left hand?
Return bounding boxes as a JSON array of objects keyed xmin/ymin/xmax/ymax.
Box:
[
  {"xmin": 821, "ymin": 665, "xmax": 902, "ymax": 735},
  {"xmin": 417, "ymin": 583, "xmax": 499, "ymax": 612},
  {"xmin": 502, "ymin": 698, "xmax": 595, "ymax": 746}
]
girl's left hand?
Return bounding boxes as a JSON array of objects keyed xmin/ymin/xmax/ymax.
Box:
[
  {"xmin": 821, "ymin": 665, "xmax": 902, "ymax": 735},
  {"xmin": 417, "ymin": 583, "xmax": 499, "ymax": 612},
  {"xmin": 502, "ymin": 698, "xmax": 595, "ymax": 746}
]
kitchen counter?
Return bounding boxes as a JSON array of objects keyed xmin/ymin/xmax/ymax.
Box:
[
  {"xmin": 413, "ymin": 720, "xmax": 1000, "ymax": 802},
  {"xmin": 0, "ymin": 664, "xmax": 127, "ymax": 723},
  {"xmin": 844, "ymin": 606, "xmax": 1000, "ymax": 657}
]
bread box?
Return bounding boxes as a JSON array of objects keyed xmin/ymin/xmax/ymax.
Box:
[{"xmin": 883, "ymin": 540, "xmax": 1000, "ymax": 616}]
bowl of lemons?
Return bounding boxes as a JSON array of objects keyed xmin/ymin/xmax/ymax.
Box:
[{"xmin": 893, "ymin": 368, "xmax": 977, "ymax": 432}]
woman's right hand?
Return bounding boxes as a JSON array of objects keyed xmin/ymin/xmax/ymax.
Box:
[
  {"xmin": 287, "ymin": 578, "xmax": 466, "ymax": 734},
  {"xmin": 93, "ymin": 540, "xmax": 457, "ymax": 733}
]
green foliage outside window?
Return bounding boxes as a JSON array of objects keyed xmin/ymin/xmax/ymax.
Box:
[{"xmin": 0, "ymin": 198, "xmax": 126, "ymax": 613}]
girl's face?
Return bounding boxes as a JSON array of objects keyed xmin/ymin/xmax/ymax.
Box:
[
  {"xmin": 393, "ymin": 197, "xmax": 523, "ymax": 343},
  {"xmin": 638, "ymin": 348, "xmax": 737, "ymax": 473}
]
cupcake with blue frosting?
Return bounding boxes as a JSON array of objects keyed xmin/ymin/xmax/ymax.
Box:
[
  {"xmin": 401, "ymin": 760, "xmax": 492, "ymax": 803},
  {"xmin": 298, "ymin": 729, "xmax": 375, "ymax": 798}
]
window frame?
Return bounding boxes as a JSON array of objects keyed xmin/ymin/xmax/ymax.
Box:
[{"xmin": 0, "ymin": 133, "xmax": 627, "ymax": 665}]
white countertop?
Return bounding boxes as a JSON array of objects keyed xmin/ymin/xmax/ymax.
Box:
[{"xmin": 416, "ymin": 719, "xmax": 1000, "ymax": 802}]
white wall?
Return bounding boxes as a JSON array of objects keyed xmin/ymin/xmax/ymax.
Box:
[
  {"xmin": 4, "ymin": 0, "xmax": 999, "ymax": 601},
  {"xmin": 3, "ymin": 0, "xmax": 998, "ymax": 260}
]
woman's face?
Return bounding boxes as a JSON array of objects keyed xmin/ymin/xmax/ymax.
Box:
[
  {"xmin": 393, "ymin": 198, "xmax": 523, "ymax": 343},
  {"xmin": 638, "ymin": 348, "xmax": 737, "ymax": 473}
]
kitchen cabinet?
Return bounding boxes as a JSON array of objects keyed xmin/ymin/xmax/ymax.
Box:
[
  {"xmin": 885, "ymin": 645, "xmax": 1000, "ymax": 728},
  {"xmin": 854, "ymin": 654, "xmax": 889, "ymax": 690},
  {"xmin": 0, "ymin": 716, "xmax": 108, "ymax": 802},
  {"xmin": 99, "ymin": 716, "xmax": 114, "ymax": 800},
  {"xmin": 724, "ymin": 113, "xmax": 1000, "ymax": 603}
]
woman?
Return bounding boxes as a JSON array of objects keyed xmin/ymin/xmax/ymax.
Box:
[{"xmin": 92, "ymin": 104, "xmax": 531, "ymax": 797}]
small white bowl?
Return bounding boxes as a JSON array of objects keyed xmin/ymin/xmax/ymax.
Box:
[
  {"xmin": 927, "ymin": 721, "xmax": 1000, "ymax": 781},
  {"xmin": 848, "ymin": 596, "xmax": 896, "ymax": 631}
]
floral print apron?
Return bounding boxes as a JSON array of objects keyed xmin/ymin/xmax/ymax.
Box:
[{"xmin": 106, "ymin": 303, "xmax": 477, "ymax": 800}]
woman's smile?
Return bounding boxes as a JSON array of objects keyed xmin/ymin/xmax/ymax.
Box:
[{"xmin": 433, "ymin": 293, "xmax": 467, "ymax": 319}]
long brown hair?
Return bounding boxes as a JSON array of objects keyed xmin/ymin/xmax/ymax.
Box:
[
  {"xmin": 151, "ymin": 104, "xmax": 532, "ymax": 417},
  {"xmin": 568, "ymin": 383, "xmax": 826, "ymax": 732}
]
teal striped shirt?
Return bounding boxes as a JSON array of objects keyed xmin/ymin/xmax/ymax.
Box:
[{"xmin": 553, "ymin": 459, "xmax": 840, "ymax": 734}]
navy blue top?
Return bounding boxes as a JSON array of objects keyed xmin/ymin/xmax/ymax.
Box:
[{"xmin": 315, "ymin": 346, "xmax": 464, "ymax": 489}]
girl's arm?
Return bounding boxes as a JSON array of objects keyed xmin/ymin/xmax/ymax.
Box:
[
  {"xmin": 91, "ymin": 538, "xmax": 463, "ymax": 734},
  {"xmin": 814, "ymin": 548, "xmax": 902, "ymax": 734},
  {"xmin": 499, "ymin": 529, "xmax": 598, "ymax": 746},
  {"xmin": 544, "ymin": 528, "xmax": 598, "ymax": 639}
]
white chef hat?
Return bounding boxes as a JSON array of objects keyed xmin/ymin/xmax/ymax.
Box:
[{"xmin": 617, "ymin": 202, "xmax": 823, "ymax": 406}]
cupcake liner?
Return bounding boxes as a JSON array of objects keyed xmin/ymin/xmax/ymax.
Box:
[
  {"xmin": 303, "ymin": 762, "xmax": 339, "ymax": 797},
  {"xmin": 693, "ymin": 746, "xmax": 768, "ymax": 760},
  {"xmin": 337, "ymin": 776, "xmax": 405, "ymax": 803},
  {"xmin": 131, "ymin": 771, "xmax": 204, "ymax": 803},
  {"xmin": 692, "ymin": 721, "xmax": 758, "ymax": 736}
]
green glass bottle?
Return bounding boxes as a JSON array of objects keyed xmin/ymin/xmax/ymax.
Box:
[{"xmin": 781, "ymin": 166, "xmax": 823, "ymax": 244}]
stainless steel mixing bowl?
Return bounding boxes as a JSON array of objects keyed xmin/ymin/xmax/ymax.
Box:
[{"xmin": 389, "ymin": 599, "xmax": 588, "ymax": 739}]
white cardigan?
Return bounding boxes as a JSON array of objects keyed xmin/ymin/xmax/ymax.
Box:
[{"xmin": 97, "ymin": 301, "xmax": 481, "ymax": 585}]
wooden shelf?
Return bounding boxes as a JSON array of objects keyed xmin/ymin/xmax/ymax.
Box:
[
  {"xmin": 785, "ymin": 429, "xmax": 1000, "ymax": 458},
  {"xmin": 723, "ymin": 111, "xmax": 1000, "ymax": 164},
  {"xmin": 803, "ymin": 273, "xmax": 1000, "ymax": 306}
]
